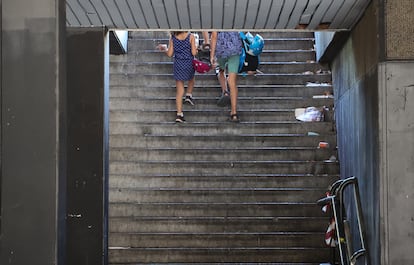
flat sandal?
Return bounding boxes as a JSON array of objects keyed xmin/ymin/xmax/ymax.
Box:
[{"xmin": 230, "ymin": 113, "xmax": 240, "ymax": 122}]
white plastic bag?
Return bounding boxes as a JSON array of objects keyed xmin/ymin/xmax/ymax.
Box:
[{"xmin": 295, "ymin": 107, "xmax": 324, "ymax": 122}]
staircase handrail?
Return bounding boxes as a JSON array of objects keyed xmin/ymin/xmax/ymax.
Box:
[{"xmin": 317, "ymin": 176, "xmax": 369, "ymax": 265}]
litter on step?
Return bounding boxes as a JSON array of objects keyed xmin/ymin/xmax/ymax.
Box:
[
  {"xmin": 295, "ymin": 106, "xmax": 325, "ymax": 122},
  {"xmin": 306, "ymin": 82, "xmax": 331, "ymax": 87}
]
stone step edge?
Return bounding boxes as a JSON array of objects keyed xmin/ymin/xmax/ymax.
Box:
[
  {"xmin": 109, "ymin": 231, "xmax": 324, "ymax": 236},
  {"xmin": 109, "ymin": 216, "xmax": 326, "ymax": 221},
  {"xmin": 109, "ymin": 146, "xmax": 321, "ymax": 151},
  {"xmin": 109, "ymin": 157, "xmax": 333, "ymax": 163},
  {"xmin": 109, "ymin": 173, "xmax": 338, "ymax": 178},
  {"xmin": 108, "ymin": 246, "xmax": 326, "ymax": 250},
  {"xmin": 110, "ymin": 84, "xmax": 332, "ymax": 89},
  {"xmin": 110, "ymin": 61, "xmax": 324, "ymax": 66}
]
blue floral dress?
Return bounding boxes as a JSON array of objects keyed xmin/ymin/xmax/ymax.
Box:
[{"xmin": 172, "ymin": 33, "xmax": 195, "ymax": 81}]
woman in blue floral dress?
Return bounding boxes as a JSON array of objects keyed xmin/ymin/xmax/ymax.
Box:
[{"xmin": 157, "ymin": 31, "xmax": 197, "ymax": 122}]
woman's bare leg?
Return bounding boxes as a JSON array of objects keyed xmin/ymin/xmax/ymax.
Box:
[
  {"xmin": 176, "ymin": 80, "xmax": 185, "ymax": 114},
  {"xmin": 227, "ymin": 72, "xmax": 238, "ymax": 115}
]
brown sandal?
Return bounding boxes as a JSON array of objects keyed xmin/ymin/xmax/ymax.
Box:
[
  {"xmin": 230, "ymin": 113, "xmax": 240, "ymax": 122},
  {"xmin": 202, "ymin": 43, "xmax": 211, "ymax": 51}
]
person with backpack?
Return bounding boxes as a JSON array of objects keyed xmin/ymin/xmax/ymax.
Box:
[
  {"xmin": 157, "ymin": 31, "xmax": 198, "ymax": 123},
  {"xmin": 238, "ymin": 32, "xmax": 265, "ymax": 76},
  {"xmin": 210, "ymin": 31, "xmax": 242, "ymax": 122}
]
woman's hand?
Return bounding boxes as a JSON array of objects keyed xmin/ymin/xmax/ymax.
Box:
[
  {"xmin": 156, "ymin": 44, "xmax": 168, "ymax": 51},
  {"xmin": 210, "ymin": 57, "xmax": 217, "ymax": 68}
]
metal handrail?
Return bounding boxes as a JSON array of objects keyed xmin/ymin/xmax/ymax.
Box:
[{"xmin": 317, "ymin": 176, "xmax": 369, "ymax": 265}]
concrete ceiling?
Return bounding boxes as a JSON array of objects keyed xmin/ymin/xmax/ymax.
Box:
[{"xmin": 66, "ymin": 0, "xmax": 371, "ymax": 31}]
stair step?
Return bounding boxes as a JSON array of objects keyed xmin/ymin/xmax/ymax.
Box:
[
  {"xmin": 254, "ymin": 32, "xmax": 316, "ymax": 38},
  {"xmin": 109, "ymin": 188, "xmax": 327, "ymax": 203},
  {"xmin": 110, "ymin": 107, "xmax": 333, "ymax": 121},
  {"xmin": 109, "ymin": 174, "xmax": 339, "ymax": 189},
  {"xmin": 127, "ymin": 31, "xmax": 315, "ymax": 39},
  {"xmin": 109, "ymin": 147, "xmax": 334, "ymax": 161},
  {"xmin": 109, "ymin": 122, "xmax": 336, "ymax": 135},
  {"xmin": 109, "ymin": 160, "xmax": 339, "ymax": 175},
  {"xmin": 110, "ymin": 61, "xmax": 330, "ymax": 74},
  {"xmin": 109, "ymin": 232, "xmax": 326, "ymax": 248},
  {"xmin": 125, "ymin": 37, "xmax": 316, "ymax": 51},
  {"xmin": 109, "ymin": 97, "xmax": 333, "ymax": 110},
  {"xmin": 109, "ymin": 216, "xmax": 328, "ymax": 233},
  {"xmin": 109, "ymin": 134, "xmax": 337, "ymax": 148},
  {"xmin": 109, "ymin": 84, "xmax": 333, "ymax": 98},
  {"xmin": 110, "ymin": 49, "xmax": 317, "ymax": 63},
  {"xmin": 108, "ymin": 247, "xmax": 332, "ymax": 263},
  {"xmin": 109, "ymin": 202, "xmax": 325, "ymax": 218},
  {"xmin": 110, "ymin": 73, "xmax": 332, "ymax": 86}
]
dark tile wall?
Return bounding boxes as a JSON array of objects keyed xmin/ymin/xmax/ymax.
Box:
[{"xmin": 66, "ymin": 27, "xmax": 109, "ymax": 265}]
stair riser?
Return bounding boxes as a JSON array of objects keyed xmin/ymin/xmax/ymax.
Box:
[
  {"xmin": 109, "ymin": 122, "xmax": 336, "ymax": 135},
  {"xmin": 126, "ymin": 38, "xmax": 316, "ymax": 51},
  {"xmin": 111, "ymin": 111, "xmax": 296, "ymax": 122},
  {"xmin": 110, "ymin": 62, "xmax": 329, "ymax": 75},
  {"xmin": 258, "ymin": 32, "xmax": 315, "ymax": 38},
  {"xmin": 108, "ymin": 248, "xmax": 331, "ymax": 263},
  {"xmin": 109, "ymin": 86, "xmax": 333, "ymax": 98},
  {"xmin": 109, "ymin": 203, "xmax": 325, "ymax": 218},
  {"xmin": 111, "ymin": 50, "xmax": 316, "ymax": 63},
  {"xmin": 109, "ymin": 162, "xmax": 339, "ymax": 175},
  {"xmin": 109, "ymin": 189, "xmax": 326, "ymax": 203},
  {"xmin": 109, "ymin": 175, "xmax": 339, "ymax": 189},
  {"xmin": 109, "ymin": 233, "xmax": 325, "ymax": 248},
  {"xmin": 110, "ymin": 135, "xmax": 337, "ymax": 148},
  {"xmin": 109, "ymin": 112, "xmax": 333, "ymax": 123},
  {"xmin": 109, "ymin": 149, "xmax": 333, "ymax": 161},
  {"xmin": 127, "ymin": 31, "xmax": 315, "ymax": 39},
  {"xmin": 109, "ymin": 217, "xmax": 328, "ymax": 233},
  {"xmin": 110, "ymin": 98, "xmax": 333, "ymax": 110},
  {"xmin": 110, "ymin": 73, "xmax": 332, "ymax": 86}
]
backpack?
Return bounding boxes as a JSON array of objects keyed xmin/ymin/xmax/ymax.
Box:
[
  {"xmin": 239, "ymin": 52, "xmax": 259, "ymax": 73},
  {"xmin": 240, "ymin": 32, "xmax": 264, "ymax": 56},
  {"xmin": 238, "ymin": 32, "xmax": 264, "ymax": 73},
  {"xmin": 215, "ymin": 32, "xmax": 242, "ymax": 59}
]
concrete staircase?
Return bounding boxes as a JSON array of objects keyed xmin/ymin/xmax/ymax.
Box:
[{"xmin": 108, "ymin": 31, "xmax": 339, "ymax": 264}]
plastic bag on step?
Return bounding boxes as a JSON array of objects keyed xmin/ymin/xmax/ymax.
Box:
[{"xmin": 295, "ymin": 106, "xmax": 324, "ymax": 122}]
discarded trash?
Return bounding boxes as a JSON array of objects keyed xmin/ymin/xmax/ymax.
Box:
[
  {"xmin": 324, "ymin": 155, "xmax": 337, "ymax": 162},
  {"xmin": 318, "ymin": 141, "xmax": 329, "ymax": 148},
  {"xmin": 314, "ymin": 91, "xmax": 334, "ymax": 98},
  {"xmin": 313, "ymin": 95, "xmax": 334, "ymax": 99},
  {"xmin": 295, "ymin": 108, "xmax": 306, "ymax": 118},
  {"xmin": 295, "ymin": 106, "xmax": 324, "ymax": 122},
  {"xmin": 307, "ymin": 131, "xmax": 320, "ymax": 136},
  {"xmin": 306, "ymin": 82, "xmax": 331, "ymax": 87},
  {"xmin": 316, "ymin": 69, "xmax": 332, "ymax": 74},
  {"xmin": 302, "ymin": 71, "xmax": 314, "ymax": 75}
]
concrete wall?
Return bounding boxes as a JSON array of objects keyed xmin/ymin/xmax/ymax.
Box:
[
  {"xmin": 314, "ymin": 32, "xmax": 335, "ymax": 62},
  {"xmin": 385, "ymin": 0, "xmax": 414, "ymax": 59},
  {"xmin": 378, "ymin": 62, "xmax": 414, "ymax": 265},
  {"xmin": 330, "ymin": 2, "xmax": 380, "ymax": 264},
  {"xmin": 0, "ymin": 0, "xmax": 67, "ymax": 264},
  {"xmin": 378, "ymin": 0, "xmax": 414, "ymax": 263},
  {"xmin": 329, "ymin": 0, "xmax": 414, "ymax": 264}
]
